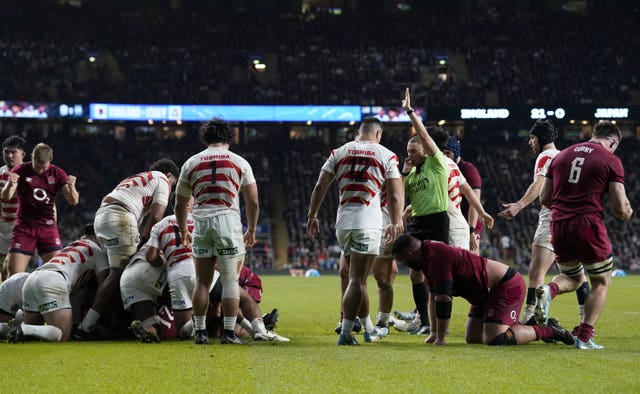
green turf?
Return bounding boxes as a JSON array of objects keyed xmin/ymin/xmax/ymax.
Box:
[{"xmin": 2, "ymin": 275, "xmax": 639, "ymax": 393}]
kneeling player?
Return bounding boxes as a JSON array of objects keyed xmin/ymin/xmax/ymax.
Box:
[{"xmin": 391, "ymin": 235, "xmax": 574, "ymax": 346}]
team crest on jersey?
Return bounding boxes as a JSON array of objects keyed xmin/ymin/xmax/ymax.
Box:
[
  {"xmin": 217, "ymin": 247, "xmax": 238, "ymax": 256},
  {"xmin": 47, "ymin": 176, "xmax": 56, "ymax": 185}
]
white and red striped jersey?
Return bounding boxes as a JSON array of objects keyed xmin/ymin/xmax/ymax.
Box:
[
  {"xmin": 534, "ymin": 148, "xmax": 560, "ymax": 219},
  {"xmin": 37, "ymin": 238, "xmax": 109, "ymax": 290},
  {"xmin": 102, "ymin": 171, "xmax": 172, "ymax": 224},
  {"xmin": 380, "ymin": 187, "xmax": 391, "ymax": 227},
  {"xmin": 445, "ymin": 157, "xmax": 469, "ymax": 230},
  {"xmin": 0, "ymin": 165, "xmax": 18, "ymax": 223},
  {"xmin": 147, "ymin": 214, "xmax": 195, "ymax": 268},
  {"xmin": 321, "ymin": 140, "xmax": 400, "ymax": 230},
  {"xmin": 176, "ymin": 146, "xmax": 255, "ymax": 220}
]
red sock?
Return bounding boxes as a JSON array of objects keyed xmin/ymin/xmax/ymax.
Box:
[
  {"xmin": 549, "ymin": 282, "xmax": 560, "ymax": 299},
  {"xmin": 531, "ymin": 325, "xmax": 553, "ymax": 341},
  {"xmin": 577, "ymin": 323, "xmax": 594, "ymax": 343}
]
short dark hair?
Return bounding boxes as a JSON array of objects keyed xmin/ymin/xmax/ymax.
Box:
[
  {"xmin": 593, "ymin": 121, "xmax": 622, "ymax": 142},
  {"xmin": 149, "ymin": 158, "xmax": 179, "ymax": 179},
  {"xmin": 360, "ymin": 117, "xmax": 383, "ymax": 134},
  {"xmin": 429, "ymin": 127, "xmax": 450, "ymax": 152},
  {"xmin": 82, "ymin": 223, "xmax": 95, "ymax": 237},
  {"xmin": 529, "ymin": 120, "xmax": 557, "ymax": 146},
  {"xmin": 391, "ymin": 234, "xmax": 415, "ymax": 257},
  {"xmin": 200, "ymin": 117, "xmax": 234, "ymax": 145},
  {"xmin": 2, "ymin": 135, "xmax": 26, "ymax": 151}
]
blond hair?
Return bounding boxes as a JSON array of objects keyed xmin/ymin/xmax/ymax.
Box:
[{"xmin": 32, "ymin": 143, "xmax": 53, "ymax": 163}]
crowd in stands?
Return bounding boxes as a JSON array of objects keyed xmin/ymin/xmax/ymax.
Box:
[
  {"xmin": 1, "ymin": 1, "xmax": 639, "ymax": 272},
  {"xmin": 1, "ymin": 2, "xmax": 638, "ymax": 107}
]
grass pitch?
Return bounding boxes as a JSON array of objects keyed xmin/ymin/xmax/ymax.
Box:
[{"xmin": 2, "ymin": 274, "xmax": 639, "ymax": 393}]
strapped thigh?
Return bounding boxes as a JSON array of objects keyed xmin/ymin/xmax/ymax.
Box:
[
  {"xmin": 584, "ymin": 257, "xmax": 614, "ymax": 278},
  {"xmin": 558, "ymin": 260, "xmax": 584, "ymax": 278}
]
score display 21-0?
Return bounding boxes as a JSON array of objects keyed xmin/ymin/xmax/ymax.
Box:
[{"xmin": 530, "ymin": 108, "xmax": 565, "ymax": 119}]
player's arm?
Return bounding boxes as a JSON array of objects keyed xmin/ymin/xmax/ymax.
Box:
[
  {"xmin": 434, "ymin": 293, "xmax": 453, "ymax": 346},
  {"xmin": 384, "ymin": 177, "xmax": 404, "ymax": 245},
  {"xmin": 498, "ymin": 175, "xmax": 544, "ymax": 219},
  {"xmin": 539, "ymin": 177, "xmax": 553, "ymax": 208},
  {"xmin": 1, "ymin": 172, "xmax": 19, "ymax": 202},
  {"xmin": 609, "ymin": 182, "xmax": 633, "ymax": 221},
  {"xmin": 402, "ymin": 204, "xmax": 412, "ymax": 226},
  {"xmin": 61, "ymin": 175, "xmax": 79, "ymax": 206},
  {"xmin": 241, "ymin": 182, "xmax": 259, "ymax": 249},
  {"xmin": 175, "ymin": 194, "xmax": 192, "ymax": 248},
  {"xmin": 460, "ymin": 182, "xmax": 493, "ymax": 229},
  {"xmin": 402, "ymin": 88, "xmax": 438, "ymax": 157},
  {"xmin": 145, "ymin": 222, "xmax": 165, "ymax": 267},
  {"xmin": 145, "ymin": 246, "xmax": 164, "ymax": 267},
  {"xmin": 467, "ymin": 188, "xmax": 481, "ymax": 229},
  {"xmin": 142, "ymin": 202, "xmax": 167, "ymax": 242},
  {"xmin": 306, "ymin": 169, "xmax": 334, "ymax": 240}
]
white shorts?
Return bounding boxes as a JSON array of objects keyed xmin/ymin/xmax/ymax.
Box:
[
  {"xmin": 192, "ymin": 213, "xmax": 245, "ymax": 258},
  {"xmin": 0, "ymin": 220, "xmax": 14, "ymax": 255},
  {"xmin": 0, "ymin": 272, "xmax": 29, "ymax": 315},
  {"xmin": 336, "ymin": 228, "xmax": 382, "ymax": 257},
  {"xmin": 533, "ymin": 213, "xmax": 553, "ymax": 251},
  {"xmin": 167, "ymin": 260, "xmax": 196, "ymax": 311},
  {"xmin": 449, "ymin": 227, "xmax": 470, "ymax": 250},
  {"xmin": 120, "ymin": 258, "xmax": 167, "ymax": 310},
  {"xmin": 22, "ymin": 270, "xmax": 71, "ymax": 313},
  {"xmin": 94, "ymin": 205, "xmax": 140, "ymax": 267}
]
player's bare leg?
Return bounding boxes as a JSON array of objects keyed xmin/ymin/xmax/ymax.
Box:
[
  {"xmin": 373, "ymin": 257, "xmax": 395, "ymax": 327},
  {"xmin": 521, "ymin": 245, "xmax": 555, "ymax": 323},
  {"xmin": 7, "ymin": 252, "xmax": 30, "ymax": 276},
  {"xmin": 192, "ymin": 256, "xmax": 216, "ymax": 344},
  {"xmin": 339, "ymin": 252, "xmax": 376, "ymax": 344}
]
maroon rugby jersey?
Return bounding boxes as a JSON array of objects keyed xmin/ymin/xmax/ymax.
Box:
[
  {"xmin": 420, "ymin": 240, "xmax": 490, "ymax": 306},
  {"xmin": 457, "ymin": 159, "xmax": 483, "ymax": 233},
  {"xmin": 12, "ymin": 162, "xmax": 68, "ymax": 227},
  {"xmin": 546, "ymin": 141, "xmax": 624, "ymax": 221}
]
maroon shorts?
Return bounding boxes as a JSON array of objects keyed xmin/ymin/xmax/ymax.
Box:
[
  {"xmin": 239, "ymin": 265, "xmax": 263, "ymax": 303},
  {"xmin": 551, "ymin": 215, "xmax": 612, "ymax": 264},
  {"xmin": 469, "ymin": 269, "xmax": 525, "ymax": 325},
  {"xmin": 9, "ymin": 225, "xmax": 63, "ymax": 255}
]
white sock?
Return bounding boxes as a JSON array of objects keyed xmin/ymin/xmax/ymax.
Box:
[
  {"xmin": 180, "ymin": 320, "xmax": 194, "ymax": 338},
  {"xmin": 378, "ymin": 312, "xmax": 391, "ymax": 324},
  {"xmin": 251, "ymin": 318, "xmax": 267, "ymax": 334},
  {"xmin": 193, "ymin": 315, "xmax": 206, "ymax": 330},
  {"xmin": 223, "ymin": 316, "xmax": 236, "ymax": 331},
  {"xmin": 341, "ymin": 319, "xmax": 354, "ymax": 336},
  {"xmin": 578, "ymin": 305, "xmax": 585, "ymax": 323},
  {"xmin": 0, "ymin": 322, "xmax": 8, "ymax": 336},
  {"xmin": 21, "ymin": 323, "xmax": 62, "ymax": 341},
  {"xmin": 240, "ymin": 318, "xmax": 253, "ymax": 334},
  {"xmin": 142, "ymin": 316, "xmax": 160, "ymax": 330},
  {"xmin": 79, "ymin": 308, "xmax": 101, "ymax": 331},
  {"xmin": 360, "ymin": 315, "xmax": 375, "ymax": 333},
  {"xmin": 14, "ymin": 309, "xmax": 24, "ymax": 322}
]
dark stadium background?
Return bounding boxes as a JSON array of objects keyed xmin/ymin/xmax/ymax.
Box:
[{"xmin": 1, "ymin": 0, "xmax": 637, "ymax": 273}]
